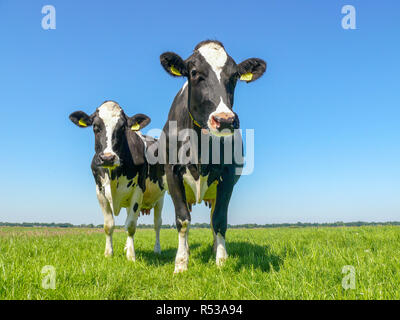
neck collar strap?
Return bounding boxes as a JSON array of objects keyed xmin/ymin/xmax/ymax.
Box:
[{"xmin": 189, "ymin": 111, "xmax": 201, "ymax": 128}]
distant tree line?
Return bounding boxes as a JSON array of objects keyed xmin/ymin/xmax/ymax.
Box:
[{"xmin": 1, "ymin": 221, "xmax": 399, "ymax": 229}]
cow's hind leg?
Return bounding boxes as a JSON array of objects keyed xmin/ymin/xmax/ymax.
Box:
[
  {"xmin": 97, "ymin": 187, "xmax": 115, "ymax": 257},
  {"xmin": 124, "ymin": 189, "xmax": 143, "ymax": 262},
  {"xmin": 153, "ymin": 197, "xmax": 164, "ymax": 254}
]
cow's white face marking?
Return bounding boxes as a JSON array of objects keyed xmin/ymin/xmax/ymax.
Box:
[
  {"xmin": 197, "ymin": 43, "xmax": 235, "ymax": 137},
  {"xmin": 197, "ymin": 42, "xmax": 227, "ymax": 82},
  {"xmin": 207, "ymin": 97, "xmax": 235, "ymax": 137},
  {"xmin": 98, "ymin": 101, "xmax": 122, "ymax": 161}
]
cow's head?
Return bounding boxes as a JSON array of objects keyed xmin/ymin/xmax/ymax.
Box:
[
  {"xmin": 160, "ymin": 40, "xmax": 266, "ymax": 136},
  {"xmin": 69, "ymin": 101, "xmax": 150, "ymax": 168}
]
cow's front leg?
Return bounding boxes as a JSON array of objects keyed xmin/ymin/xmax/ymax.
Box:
[
  {"xmin": 212, "ymin": 169, "xmax": 236, "ymax": 267},
  {"xmin": 175, "ymin": 217, "xmax": 190, "ymax": 273},
  {"xmin": 166, "ymin": 165, "xmax": 191, "ymax": 273},
  {"xmin": 153, "ymin": 197, "xmax": 164, "ymax": 254},
  {"xmin": 96, "ymin": 186, "xmax": 115, "ymax": 257},
  {"xmin": 210, "ymin": 200, "xmax": 217, "ymax": 253},
  {"xmin": 124, "ymin": 188, "xmax": 143, "ymax": 262}
]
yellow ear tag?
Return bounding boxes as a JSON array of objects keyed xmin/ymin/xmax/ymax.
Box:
[
  {"xmin": 131, "ymin": 123, "xmax": 140, "ymax": 131},
  {"xmin": 170, "ymin": 65, "xmax": 182, "ymax": 76},
  {"xmin": 240, "ymin": 73, "xmax": 253, "ymax": 81},
  {"xmin": 78, "ymin": 119, "xmax": 87, "ymax": 127}
]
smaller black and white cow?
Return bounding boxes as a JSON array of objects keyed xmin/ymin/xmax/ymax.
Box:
[{"xmin": 69, "ymin": 101, "xmax": 166, "ymax": 261}]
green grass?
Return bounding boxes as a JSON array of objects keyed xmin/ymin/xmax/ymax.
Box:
[{"xmin": 0, "ymin": 226, "xmax": 399, "ymax": 299}]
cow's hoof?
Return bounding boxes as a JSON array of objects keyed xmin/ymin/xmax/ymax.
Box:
[
  {"xmin": 104, "ymin": 249, "xmax": 113, "ymax": 257},
  {"xmin": 174, "ymin": 262, "xmax": 188, "ymax": 274},
  {"xmin": 126, "ymin": 248, "xmax": 136, "ymax": 262},
  {"xmin": 216, "ymin": 249, "xmax": 228, "ymax": 267},
  {"xmin": 216, "ymin": 256, "xmax": 227, "ymax": 267},
  {"xmin": 126, "ymin": 253, "xmax": 136, "ymax": 262},
  {"xmin": 154, "ymin": 244, "xmax": 161, "ymax": 254}
]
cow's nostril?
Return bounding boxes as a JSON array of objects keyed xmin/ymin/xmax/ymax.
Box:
[
  {"xmin": 212, "ymin": 113, "xmax": 236, "ymax": 131},
  {"xmin": 100, "ymin": 153, "xmax": 116, "ymax": 163},
  {"xmin": 212, "ymin": 116, "xmax": 221, "ymax": 128}
]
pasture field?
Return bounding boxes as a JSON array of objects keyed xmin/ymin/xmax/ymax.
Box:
[{"xmin": 0, "ymin": 226, "xmax": 399, "ymax": 300}]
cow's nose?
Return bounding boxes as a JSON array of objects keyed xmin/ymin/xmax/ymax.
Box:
[
  {"xmin": 212, "ymin": 113, "xmax": 239, "ymax": 131},
  {"xmin": 99, "ymin": 153, "xmax": 116, "ymax": 166}
]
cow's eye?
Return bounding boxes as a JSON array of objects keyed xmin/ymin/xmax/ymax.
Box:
[
  {"xmin": 93, "ymin": 124, "xmax": 100, "ymax": 133},
  {"xmin": 191, "ymin": 69, "xmax": 205, "ymax": 83}
]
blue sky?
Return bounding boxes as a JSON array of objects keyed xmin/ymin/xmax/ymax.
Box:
[{"xmin": 0, "ymin": 0, "xmax": 399, "ymax": 225}]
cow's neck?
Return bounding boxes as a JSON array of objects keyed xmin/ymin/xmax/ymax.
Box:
[
  {"xmin": 181, "ymin": 100, "xmax": 233, "ymax": 171},
  {"xmin": 99, "ymin": 136, "xmax": 131, "ymax": 214}
]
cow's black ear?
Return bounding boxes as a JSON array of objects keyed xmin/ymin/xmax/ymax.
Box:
[
  {"xmin": 238, "ymin": 58, "xmax": 267, "ymax": 83},
  {"xmin": 160, "ymin": 52, "xmax": 188, "ymax": 77},
  {"xmin": 128, "ymin": 113, "xmax": 151, "ymax": 131},
  {"xmin": 69, "ymin": 111, "xmax": 93, "ymax": 128}
]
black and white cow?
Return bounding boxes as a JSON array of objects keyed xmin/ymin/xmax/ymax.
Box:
[
  {"xmin": 159, "ymin": 40, "xmax": 266, "ymax": 272},
  {"xmin": 69, "ymin": 100, "xmax": 166, "ymax": 261}
]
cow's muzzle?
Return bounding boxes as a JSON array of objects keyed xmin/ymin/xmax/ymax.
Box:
[
  {"xmin": 209, "ymin": 112, "xmax": 239, "ymax": 136},
  {"xmin": 99, "ymin": 153, "xmax": 119, "ymax": 168}
]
